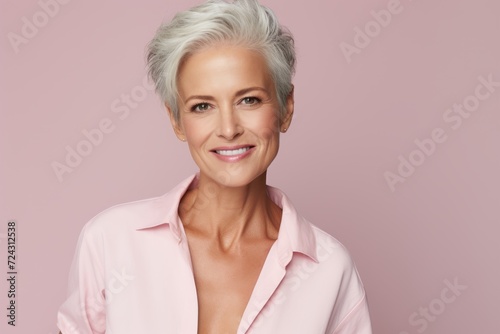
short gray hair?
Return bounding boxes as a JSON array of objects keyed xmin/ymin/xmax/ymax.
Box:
[{"xmin": 146, "ymin": 0, "xmax": 296, "ymax": 122}]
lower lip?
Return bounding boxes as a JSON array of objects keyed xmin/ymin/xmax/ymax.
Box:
[{"xmin": 211, "ymin": 147, "xmax": 255, "ymax": 162}]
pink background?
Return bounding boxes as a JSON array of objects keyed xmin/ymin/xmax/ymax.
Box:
[{"xmin": 1, "ymin": 0, "xmax": 499, "ymax": 333}]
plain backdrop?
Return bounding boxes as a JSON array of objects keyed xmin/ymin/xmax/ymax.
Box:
[{"xmin": 1, "ymin": 0, "xmax": 499, "ymax": 333}]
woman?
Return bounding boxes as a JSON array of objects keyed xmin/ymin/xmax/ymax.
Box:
[{"xmin": 57, "ymin": 0, "xmax": 372, "ymax": 333}]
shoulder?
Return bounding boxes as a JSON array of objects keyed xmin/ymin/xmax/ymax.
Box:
[
  {"xmin": 309, "ymin": 222, "xmax": 358, "ymax": 272},
  {"xmin": 307, "ymin": 224, "xmax": 371, "ymax": 332},
  {"xmin": 82, "ymin": 194, "xmax": 167, "ymax": 236},
  {"xmin": 308, "ymin": 222, "xmax": 367, "ymax": 301},
  {"xmin": 80, "ymin": 174, "xmax": 197, "ymax": 236}
]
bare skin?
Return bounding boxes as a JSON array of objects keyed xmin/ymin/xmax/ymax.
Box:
[{"xmin": 179, "ymin": 172, "xmax": 282, "ymax": 334}]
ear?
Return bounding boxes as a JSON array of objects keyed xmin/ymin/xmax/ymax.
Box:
[
  {"xmin": 280, "ymin": 85, "xmax": 294, "ymax": 132},
  {"xmin": 166, "ymin": 103, "xmax": 186, "ymax": 141}
]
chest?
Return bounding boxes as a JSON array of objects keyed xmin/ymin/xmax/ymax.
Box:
[
  {"xmin": 103, "ymin": 228, "xmax": 342, "ymax": 334},
  {"xmin": 185, "ymin": 235, "xmax": 274, "ymax": 334}
]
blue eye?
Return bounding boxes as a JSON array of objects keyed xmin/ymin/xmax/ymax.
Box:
[{"xmin": 191, "ymin": 103, "xmax": 210, "ymax": 112}]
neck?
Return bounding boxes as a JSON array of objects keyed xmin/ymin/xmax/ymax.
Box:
[{"xmin": 179, "ymin": 171, "xmax": 281, "ymax": 250}]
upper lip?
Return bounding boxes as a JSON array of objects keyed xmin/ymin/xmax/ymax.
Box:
[{"xmin": 210, "ymin": 145, "xmax": 255, "ymax": 152}]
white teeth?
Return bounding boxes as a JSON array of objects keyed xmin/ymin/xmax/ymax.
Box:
[{"xmin": 215, "ymin": 147, "xmax": 251, "ymax": 156}]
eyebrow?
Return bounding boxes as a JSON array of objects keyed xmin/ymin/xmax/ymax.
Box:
[{"xmin": 184, "ymin": 87, "xmax": 269, "ymax": 104}]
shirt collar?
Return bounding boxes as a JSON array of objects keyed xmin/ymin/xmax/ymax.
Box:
[
  {"xmin": 134, "ymin": 173, "xmax": 319, "ymax": 266},
  {"xmin": 266, "ymin": 185, "xmax": 319, "ymax": 265}
]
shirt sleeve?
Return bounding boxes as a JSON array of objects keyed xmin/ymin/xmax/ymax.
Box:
[
  {"xmin": 326, "ymin": 251, "xmax": 373, "ymax": 334},
  {"xmin": 57, "ymin": 221, "xmax": 107, "ymax": 334},
  {"xmin": 330, "ymin": 292, "xmax": 372, "ymax": 334}
]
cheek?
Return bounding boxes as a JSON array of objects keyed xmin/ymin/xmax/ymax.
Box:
[
  {"xmin": 183, "ymin": 118, "xmax": 211, "ymax": 143},
  {"xmin": 250, "ymin": 110, "xmax": 280, "ymax": 141}
]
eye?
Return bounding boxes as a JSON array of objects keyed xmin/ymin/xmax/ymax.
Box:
[
  {"xmin": 241, "ymin": 96, "xmax": 261, "ymax": 105},
  {"xmin": 191, "ymin": 102, "xmax": 211, "ymax": 112}
]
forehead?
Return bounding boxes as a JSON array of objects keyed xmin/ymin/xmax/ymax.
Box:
[{"xmin": 177, "ymin": 45, "xmax": 274, "ymax": 97}]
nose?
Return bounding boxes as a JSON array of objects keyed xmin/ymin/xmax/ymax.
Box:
[{"xmin": 216, "ymin": 105, "xmax": 242, "ymax": 140}]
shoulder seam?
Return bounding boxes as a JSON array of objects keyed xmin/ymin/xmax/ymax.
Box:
[{"xmin": 331, "ymin": 291, "xmax": 367, "ymax": 334}]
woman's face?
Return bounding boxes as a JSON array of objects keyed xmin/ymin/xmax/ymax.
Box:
[{"xmin": 170, "ymin": 45, "xmax": 293, "ymax": 187}]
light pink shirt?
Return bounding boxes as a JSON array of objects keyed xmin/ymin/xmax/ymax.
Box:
[{"xmin": 57, "ymin": 174, "xmax": 372, "ymax": 334}]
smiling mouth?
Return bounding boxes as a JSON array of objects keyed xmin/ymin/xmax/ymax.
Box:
[{"xmin": 213, "ymin": 146, "xmax": 254, "ymax": 156}]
